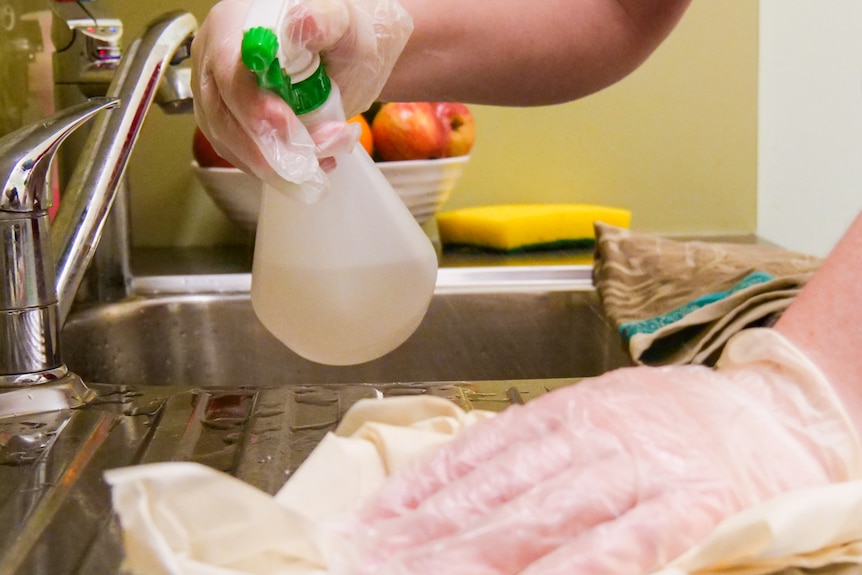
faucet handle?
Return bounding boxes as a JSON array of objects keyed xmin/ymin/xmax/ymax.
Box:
[{"xmin": 0, "ymin": 97, "xmax": 119, "ymax": 213}]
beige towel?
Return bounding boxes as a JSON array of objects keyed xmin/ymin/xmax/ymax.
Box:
[{"xmin": 592, "ymin": 222, "xmax": 822, "ymax": 366}]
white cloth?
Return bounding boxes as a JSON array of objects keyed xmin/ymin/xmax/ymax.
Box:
[{"xmin": 105, "ymin": 396, "xmax": 494, "ymax": 575}]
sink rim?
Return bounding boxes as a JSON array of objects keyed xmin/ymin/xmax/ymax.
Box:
[
  {"xmin": 128, "ymin": 264, "xmax": 596, "ymax": 297},
  {"xmin": 60, "ymin": 264, "xmax": 629, "ymax": 390}
]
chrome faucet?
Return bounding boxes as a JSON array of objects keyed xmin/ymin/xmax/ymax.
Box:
[
  {"xmin": 52, "ymin": 3, "xmax": 196, "ymax": 307},
  {"xmin": 0, "ymin": 11, "xmax": 198, "ymax": 417}
]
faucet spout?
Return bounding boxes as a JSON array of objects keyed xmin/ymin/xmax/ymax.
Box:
[{"xmin": 51, "ymin": 11, "xmax": 198, "ymax": 324}]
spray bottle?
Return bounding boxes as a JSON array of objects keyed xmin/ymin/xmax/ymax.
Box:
[{"xmin": 241, "ymin": 0, "xmax": 438, "ymax": 366}]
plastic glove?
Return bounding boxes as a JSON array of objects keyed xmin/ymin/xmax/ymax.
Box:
[
  {"xmin": 282, "ymin": 0, "xmax": 414, "ymax": 119},
  {"xmin": 346, "ymin": 329, "xmax": 862, "ymax": 575},
  {"xmin": 190, "ymin": 0, "xmax": 412, "ymax": 201}
]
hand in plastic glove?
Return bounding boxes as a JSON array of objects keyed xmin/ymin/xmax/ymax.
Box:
[
  {"xmin": 190, "ymin": 0, "xmax": 412, "ymax": 200},
  {"xmin": 346, "ymin": 330, "xmax": 862, "ymax": 575}
]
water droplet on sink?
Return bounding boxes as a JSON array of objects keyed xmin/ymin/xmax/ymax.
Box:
[
  {"xmin": 19, "ymin": 422, "xmax": 46, "ymax": 429},
  {"xmin": 290, "ymin": 419, "xmax": 338, "ymax": 432},
  {"xmin": 223, "ymin": 432, "xmax": 242, "ymax": 445},
  {"xmin": 191, "ymin": 446, "xmax": 236, "ymax": 471},
  {"xmin": 254, "ymin": 410, "xmax": 284, "ymax": 419},
  {"xmin": 201, "ymin": 417, "xmax": 246, "ymax": 431}
]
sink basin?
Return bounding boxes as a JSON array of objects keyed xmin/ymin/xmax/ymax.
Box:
[{"xmin": 61, "ymin": 268, "xmax": 631, "ymax": 388}]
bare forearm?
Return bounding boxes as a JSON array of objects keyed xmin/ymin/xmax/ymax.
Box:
[
  {"xmin": 776, "ymin": 211, "xmax": 862, "ymax": 436},
  {"xmin": 382, "ymin": 0, "xmax": 692, "ymax": 105}
]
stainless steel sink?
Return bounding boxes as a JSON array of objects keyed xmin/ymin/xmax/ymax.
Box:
[
  {"xmin": 61, "ymin": 268, "xmax": 631, "ymax": 388},
  {"xmin": 1, "ymin": 265, "xmax": 631, "ymax": 575}
]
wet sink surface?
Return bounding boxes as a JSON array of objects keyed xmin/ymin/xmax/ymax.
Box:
[
  {"xmin": 0, "ymin": 377, "xmax": 585, "ymax": 575},
  {"xmin": 61, "ymin": 286, "xmax": 631, "ymax": 388},
  {"xmin": 1, "ymin": 267, "xmax": 634, "ymax": 574}
]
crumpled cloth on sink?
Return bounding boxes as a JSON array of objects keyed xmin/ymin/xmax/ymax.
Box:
[
  {"xmin": 105, "ymin": 396, "xmax": 495, "ymax": 575},
  {"xmin": 105, "ymin": 355, "xmax": 862, "ymax": 575},
  {"xmin": 592, "ymin": 222, "xmax": 823, "ymax": 366}
]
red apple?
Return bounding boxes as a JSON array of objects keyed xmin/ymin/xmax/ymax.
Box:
[
  {"xmin": 434, "ymin": 102, "xmax": 476, "ymax": 157},
  {"xmin": 371, "ymin": 102, "xmax": 447, "ymax": 162},
  {"xmin": 193, "ymin": 127, "xmax": 235, "ymax": 168}
]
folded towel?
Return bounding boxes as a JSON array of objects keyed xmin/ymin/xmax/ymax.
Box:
[{"xmin": 592, "ymin": 222, "xmax": 823, "ymax": 366}]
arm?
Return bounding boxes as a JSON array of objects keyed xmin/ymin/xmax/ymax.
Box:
[
  {"xmin": 776, "ymin": 211, "xmax": 862, "ymax": 437},
  {"xmin": 349, "ymin": 332, "xmax": 861, "ymax": 575},
  {"xmin": 383, "ymin": 0, "xmax": 692, "ymax": 105},
  {"xmin": 343, "ymin": 214, "xmax": 862, "ymax": 575},
  {"xmin": 191, "ymin": 0, "xmax": 690, "ymax": 186}
]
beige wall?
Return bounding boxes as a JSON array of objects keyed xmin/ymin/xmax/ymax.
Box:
[
  {"xmin": 105, "ymin": 1, "xmax": 249, "ymax": 246},
  {"xmin": 97, "ymin": 1, "xmax": 758, "ymax": 246},
  {"xmin": 457, "ymin": 3, "xmax": 759, "ymax": 236}
]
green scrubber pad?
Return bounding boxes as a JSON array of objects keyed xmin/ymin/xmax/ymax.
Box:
[{"xmin": 436, "ymin": 203, "xmax": 632, "ymax": 252}]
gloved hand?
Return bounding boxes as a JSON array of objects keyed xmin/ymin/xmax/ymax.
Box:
[
  {"xmin": 345, "ymin": 329, "xmax": 862, "ymax": 575},
  {"xmin": 190, "ymin": 0, "xmax": 412, "ymax": 200}
]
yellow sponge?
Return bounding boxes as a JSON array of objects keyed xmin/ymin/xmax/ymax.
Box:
[{"xmin": 436, "ymin": 203, "xmax": 632, "ymax": 252}]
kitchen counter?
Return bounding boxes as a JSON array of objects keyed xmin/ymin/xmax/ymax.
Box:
[{"xmin": 129, "ymin": 232, "xmax": 767, "ymax": 277}]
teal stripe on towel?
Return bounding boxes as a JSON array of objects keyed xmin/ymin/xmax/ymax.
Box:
[{"xmin": 619, "ymin": 271, "xmax": 775, "ymax": 342}]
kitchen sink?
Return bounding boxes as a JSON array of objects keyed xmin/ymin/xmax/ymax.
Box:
[
  {"xmin": 1, "ymin": 265, "xmax": 632, "ymax": 575},
  {"xmin": 61, "ymin": 267, "xmax": 631, "ymax": 388}
]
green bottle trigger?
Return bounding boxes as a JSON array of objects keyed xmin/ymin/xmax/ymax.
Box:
[{"xmin": 240, "ymin": 26, "xmax": 332, "ymax": 116}]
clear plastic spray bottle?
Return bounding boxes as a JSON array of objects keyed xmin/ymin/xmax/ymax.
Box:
[{"xmin": 241, "ymin": 0, "xmax": 438, "ymax": 366}]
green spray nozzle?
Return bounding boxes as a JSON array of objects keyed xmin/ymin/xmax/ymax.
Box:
[{"xmin": 241, "ymin": 26, "xmax": 331, "ymax": 115}]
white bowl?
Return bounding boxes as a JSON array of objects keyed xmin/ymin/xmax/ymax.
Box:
[
  {"xmin": 192, "ymin": 155, "xmax": 469, "ymax": 233},
  {"xmin": 192, "ymin": 161, "xmax": 261, "ymax": 233},
  {"xmin": 376, "ymin": 156, "xmax": 470, "ymax": 224}
]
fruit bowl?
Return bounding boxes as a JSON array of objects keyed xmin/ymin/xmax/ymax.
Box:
[
  {"xmin": 193, "ymin": 155, "xmax": 470, "ymax": 233},
  {"xmin": 192, "ymin": 162, "xmax": 261, "ymax": 233},
  {"xmin": 376, "ymin": 155, "xmax": 470, "ymax": 224}
]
